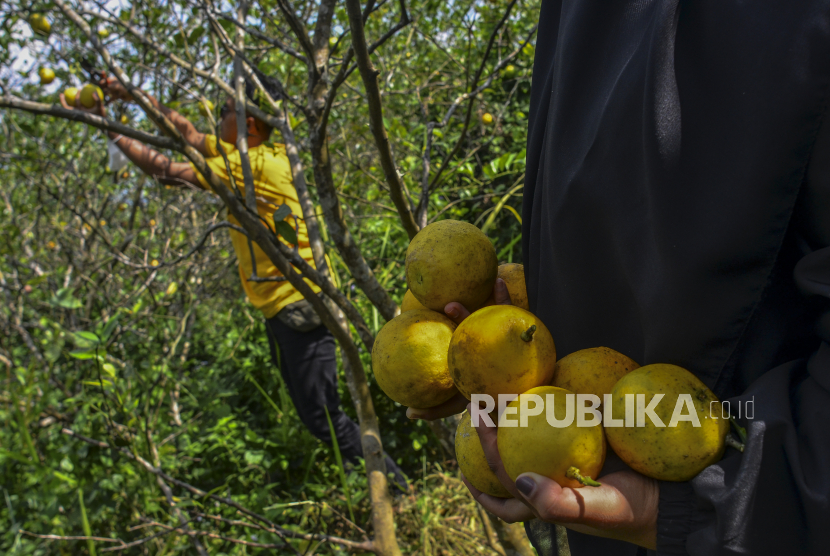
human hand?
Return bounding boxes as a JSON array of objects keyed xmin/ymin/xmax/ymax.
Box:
[
  {"xmin": 60, "ymin": 88, "xmax": 106, "ymax": 118},
  {"xmin": 405, "ymin": 278, "xmax": 512, "ymax": 421},
  {"xmin": 466, "ymin": 421, "xmax": 658, "ymax": 549},
  {"xmin": 101, "ymin": 76, "xmax": 133, "ymax": 102}
]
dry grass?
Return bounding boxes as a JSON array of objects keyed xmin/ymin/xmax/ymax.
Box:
[{"xmin": 394, "ymin": 466, "xmax": 507, "ymax": 556}]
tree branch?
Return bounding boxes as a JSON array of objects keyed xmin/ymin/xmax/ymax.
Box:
[
  {"xmin": 345, "ymin": 0, "xmax": 419, "ymax": 239},
  {"xmin": 0, "ymin": 95, "xmax": 177, "ymax": 151}
]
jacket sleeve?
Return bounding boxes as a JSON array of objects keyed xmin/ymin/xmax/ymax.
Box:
[{"xmin": 656, "ymin": 247, "xmax": 830, "ymax": 555}]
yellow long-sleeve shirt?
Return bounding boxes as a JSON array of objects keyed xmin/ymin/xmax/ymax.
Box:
[{"xmin": 191, "ymin": 135, "xmax": 320, "ymax": 318}]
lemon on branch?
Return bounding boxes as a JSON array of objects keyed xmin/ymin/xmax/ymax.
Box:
[
  {"xmin": 38, "ymin": 67, "xmax": 55, "ymax": 85},
  {"xmin": 29, "ymin": 13, "xmax": 51, "ymax": 37}
]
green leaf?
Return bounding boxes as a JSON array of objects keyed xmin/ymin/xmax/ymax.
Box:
[
  {"xmin": 219, "ymin": 19, "xmax": 235, "ymax": 36},
  {"xmin": 275, "ymin": 221, "xmax": 298, "ymax": 246},
  {"xmin": 244, "ymin": 450, "xmax": 264, "ymax": 465},
  {"xmin": 82, "ymin": 379, "xmax": 112, "ymax": 388},
  {"xmin": 26, "ymin": 274, "xmax": 50, "ymax": 286},
  {"xmin": 102, "ymin": 363, "xmax": 117, "ymax": 378},
  {"xmin": 78, "ymin": 490, "xmax": 97, "ymax": 556},
  {"xmin": 69, "ymin": 350, "xmax": 97, "ymax": 360},
  {"xmin": 272, "ymin": 204, "xmax": 292, "ymax": 223},
  {"xmin": 51, "ymin": 287, "xmax": 83, "ymax": 309},
  {"xmin": 71, "ymin": 331, "xmax": 100, "ymax": 349},
  {"xmin": 188, "ymin": 26, "xmax": 204, "ymax": 44},
  {"xmin": 99, "ymin": 313, "xmax": 121, "ymax": 342}
]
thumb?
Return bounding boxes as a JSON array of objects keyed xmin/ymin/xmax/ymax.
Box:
[
  {"xmin": 493, "ymin": 277, "xmax": 512, "ymax": 305},
  {"xmin": 515, "ymin": 472, "xmax": 593, "ymax": 523},
  {"xmin": 515, "ymin": 471, "xmax": 633, "ymax": 527}
]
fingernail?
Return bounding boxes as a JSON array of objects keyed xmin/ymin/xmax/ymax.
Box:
[
  {"xmin": 516, "ymin": 476, "xmax": 536, "ymax": 497},
  {"xmin": 406, "ymin": 409, "xmax": 422, "ymax": 420},
  {"xmin": 446, "ymin": 307, "xmax": 458, "ymax": 318}
]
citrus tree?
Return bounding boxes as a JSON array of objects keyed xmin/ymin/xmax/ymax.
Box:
[{"xmin": 1, "ymin": 0, "xmax": 535, "ymax": 552}]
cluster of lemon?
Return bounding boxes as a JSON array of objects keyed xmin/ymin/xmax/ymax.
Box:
[{"xmin": 372, "ymin": 220, "xmax": 735, "ymax": 498}]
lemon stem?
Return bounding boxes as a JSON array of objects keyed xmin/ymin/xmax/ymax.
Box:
[
  {"xmin": 521, "ymin": 325, "xmax": 537, "ymax": 342},
  {"xmin": 566, "ymin": 466, "xmax": 601, "ymax": 487},
  {"xmin": 729, "ymin": 416, "xmax": 747, "ymax": 443},
  {"xmin": 725, "ymin": 434, "xmax": 745, "ymax": 453}
]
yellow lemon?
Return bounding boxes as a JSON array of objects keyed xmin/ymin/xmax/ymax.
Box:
[
  {"xmin": 64, "ymin": 87, "xmax": 79, "ymax": 106},
  {"xmin": 198, "ymin": 98, "xmax": 214, "ymax": 118},
  {"xmin": 482, "ymin": 113, "xmax": 494, "ymax": 125},
  {"xmin": 80, "ymin": 84, "xmax": 104, "ymax": 108},
  {"xmin": 120, "ymin": 114, "xmax": 129, "ymax": 124},
  {"xmin": 483, "ymin": 263, "xmax": 529, "ymax": 310},
  {"xmin": 448, "ymin": 305, "xmax": 556, "ymax": 400},
  {"xmin": 455, "ymin": 411, "xmax": 511, "ymax": 498},
  {"xmin": 498, "ymin": 386, "xmax": 606, "ymax": 488},
  {"xmin": 150, "ymin": 259, "xmax": 160, "ymax": 267},
  {"xmin": 29, "ymin": 14, "xmax": 51, "ymax": 36},
  {"xmin": 605, "ymin": 364, "xmax": 730, "ymax": 482},
  {"xmin": 405, "ymin": 219, "xmax": 497, "ymax": 312},
  {"xmin": 400, "ymin": 289, "xmax": 430, "ymax": 313},
  {"xmin": 553, "ymin": 347, "xmax": 639, "ymax": 402},
  {"xmin": 371, "ymin": 310, "xmax": 458, "ymax": 409},
  {"xmin": 97, "ymin": 27, "xmax": 110, "ymax": 38},
  {"xmin": 38, "ymin": 67, "xmax": 55, "ymax": 85}
]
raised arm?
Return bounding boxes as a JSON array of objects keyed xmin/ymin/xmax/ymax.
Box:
[
  {"xmin": 102, "ymin": 77, "xmax": 210, "ymax": 158},
  {"xmin": 60, "ymin": 89, "xmax": 201, "ymax": 189}
]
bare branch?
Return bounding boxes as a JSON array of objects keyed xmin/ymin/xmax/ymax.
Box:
[
  {"xmin": 0, "ymin": 95, "xmax": 178, "ymax": 151},
  {"xmin": 209, "ymin": 10, "xmax": 307, "ymax": 62},
  {"xmin": 345, "ymin": 0, "xmax": 419, "ymax": 239},
  {"xmin": 20, "ymin": 531, "xmax": 123, "ymax": 544},
  {"xmin": 415, "ymin": 14, "xmax": 537, "ymax": 224}
]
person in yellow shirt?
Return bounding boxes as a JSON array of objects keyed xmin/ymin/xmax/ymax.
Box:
[{"xmin": 61, "ymin": 78, "xmax": 407, "ymax": 491}]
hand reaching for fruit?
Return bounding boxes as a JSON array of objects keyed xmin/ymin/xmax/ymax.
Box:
[
  {"xmin": 101, "ymin": 76, "xmax": 134, "ymax": 103},
  {"xmin": 404, "ymin": 277, "xmax": 513, "ymax": 421},
  {"xmin": 60, "ymin": 84, "xmax": 106, "ymax": 117}
]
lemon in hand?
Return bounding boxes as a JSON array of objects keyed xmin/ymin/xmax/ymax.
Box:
[
  {"xmin": 499, "ymin": 386, "xmax": 606, "ymax": 488},
  {"xmin": 553, "ymin": 347, "xmax": 639, "ymax": 402},
  {"xmin": 449, "ymin": 305, "xmax": 556, "ymax": 400},
  {"xmin": 64, "ymin": 87, "xmax": 79, "ymax": 106},
  {"xmin": 605, "ymin": 364, "xmax": 729, "ymax": 482},
  {"xmin": 371, "ymin": 309, "xmax": 458, "ymax": 409},
  {"xmin": 405, "ymin": 219, "xmax": 498, "ymax": 312},
  {"xmin": 456, "ymin": 411, "xmax": 511, "ymax": 498},
  {"xmin": 80, "ymin": 84, "xmax": 104, "ymax": 108}
]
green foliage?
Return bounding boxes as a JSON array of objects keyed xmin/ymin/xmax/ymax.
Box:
[{"xmin": 1, "ymin": 0, "xmax": 535, "ymax": 552}]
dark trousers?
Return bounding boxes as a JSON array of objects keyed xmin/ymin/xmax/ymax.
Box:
[{"xmin": 265, "ymin": 316, "xmax": 406, "ymax": 489}]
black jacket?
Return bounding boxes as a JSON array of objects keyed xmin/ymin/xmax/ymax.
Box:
[{"xmin": 522, "ymin": 0, "xmax": 830, "ymax": 554}]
